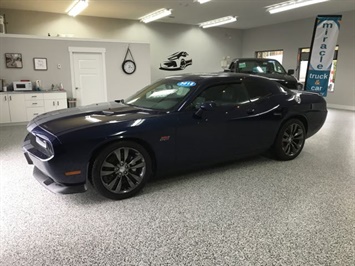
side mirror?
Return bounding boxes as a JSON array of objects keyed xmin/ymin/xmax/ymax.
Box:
[
  {"xmin": 194, "ymin": 101, "xmax": 217, "ymax": 117},
  {"xmin": 287, "ymin": 69, "xmax": 295, "ymax": 75},
  {"xmin": 200, "ymin": 101, "xmax": 217, "ymax": 111}
]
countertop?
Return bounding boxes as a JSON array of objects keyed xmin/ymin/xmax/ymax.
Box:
[{"xmin": 0, "ymin": 90, "xmax": 67, "ymax": 94}]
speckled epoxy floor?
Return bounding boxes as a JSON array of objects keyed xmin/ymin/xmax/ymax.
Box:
[{"xmin": 0, "ymin": 109, "xmax": 354, "ymax": 265}]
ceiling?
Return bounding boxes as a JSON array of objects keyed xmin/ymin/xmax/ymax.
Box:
[{"xmin": 0, "ymin": 0, "xmax": 354, "ymax": 29}]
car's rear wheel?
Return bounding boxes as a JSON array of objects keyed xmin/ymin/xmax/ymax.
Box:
[
  {"xmin": 91, "ymin": 141, "xmax": 152, "ymax": 200},
  {"xmin": 273, "ymin": 119, "xmax": 306, "ymax": 161}
]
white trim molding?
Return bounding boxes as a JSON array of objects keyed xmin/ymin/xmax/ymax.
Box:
[
  {"xmin": 0, "ymin": 33, "xmax": 149, "ymax": 44},
  {"xmin": 68, "ymin": 47, "xmax": 106, "ymax": 53}
]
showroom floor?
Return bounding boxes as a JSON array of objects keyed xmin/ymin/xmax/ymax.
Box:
[{"xmin": 0, "ymin": 109, "xmax": 354, "ymax": 266}]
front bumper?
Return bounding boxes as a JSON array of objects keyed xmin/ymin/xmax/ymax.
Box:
[
  {"xmin": 33, "ymin": 165, "xmax": 87, "ymax": 194},
  {"xmin": 23, "ymin": 130, "xmax": 88, "ymax": 195}
]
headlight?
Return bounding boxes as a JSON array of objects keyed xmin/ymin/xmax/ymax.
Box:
[{"xmin": 36, "ymin": 136, "xmax": 47, "ymax": 149}]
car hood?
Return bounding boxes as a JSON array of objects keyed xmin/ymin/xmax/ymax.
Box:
[{"xmin": 28, "ymin": 102, "xmax": 158, "ymax": 135}]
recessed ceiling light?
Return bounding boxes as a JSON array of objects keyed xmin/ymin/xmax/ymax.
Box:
[
  {"xmin": 199, "ymin": 16, "xmax": 237, "ymax": 29},
  {"xmin": 139, "ymin": 8, "xmax": 172, "ymax": 23},
  {"xmin": 266, "ymin": 0, "xmax": 330, "ymax": 14},
  {"xmin": 66, "ymin": 0, "xmax": 89, "ymax": 17},
  {"xmin": 195, "ymin": 0, "xmax": 212, "ymax": 4}
]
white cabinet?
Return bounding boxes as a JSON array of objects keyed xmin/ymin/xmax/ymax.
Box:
[
  {"xmin": 0, "ymin": 94, "xmax": 11, "ymax": 123},
  {"xmin": 0, "ymin": 94, "xmax": 27, "ymax": 123},
  {"xmin": 44, "ymin": 93, "xmax": 67, "ymax": 112},
  {"xmin": 9, "ymin": 94, "xmax": 27, "ymax": 122},
  {"xmin": 0, "ymin": 92, "xmax": 67, "ymax": 124},
  {"xmin": 24, "ymin": 93, "xmax": 45, "ymax": 121}
]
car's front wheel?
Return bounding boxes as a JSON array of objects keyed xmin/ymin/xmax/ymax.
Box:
[
  {"xmin": 91, "ymin": 141, "xmax": 152, "ymax": 200},
  {"xmin": 273, "ymin": 119, "xmax": 306, "ymax": 161}
]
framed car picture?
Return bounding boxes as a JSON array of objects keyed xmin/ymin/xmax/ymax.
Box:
[
  {"xmin": 5, "ymin": 53, "xmax": 23, "ymax": 68},
  {"xmin": 33, "ymin": 58, "xmax": 48, "ymax": 70}
]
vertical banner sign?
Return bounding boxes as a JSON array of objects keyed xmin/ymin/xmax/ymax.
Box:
[{"xmin": 305, "ymin": 15, "xmax": 342, "ymax": 97}]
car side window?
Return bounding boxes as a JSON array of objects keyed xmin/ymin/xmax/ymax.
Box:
[
  {"xmin": 243, "ymin": 78, "xmax": 272, "ymax": 102},
  {"xmin": 190, "ymin": 83, "xmax": 250, "ymax": 109}
]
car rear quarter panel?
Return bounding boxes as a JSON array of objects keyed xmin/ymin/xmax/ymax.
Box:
[{"xmin": 284, "ymin": 92, "xmax": 327, "ymax": 138}]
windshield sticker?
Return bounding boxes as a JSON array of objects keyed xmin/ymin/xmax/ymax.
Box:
[
  {"xmin": 177, "ymin": 81, "xmax": 196, "ymax": 87},
  {"xmin": 239, "ymin": 62, "xmax": 246, "ymax": 68}
]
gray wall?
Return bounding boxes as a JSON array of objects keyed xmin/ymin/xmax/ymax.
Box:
[
  {"xmin": 0, "ymin": 35, "xmax": 151, "ymax": 100},
  {"xmin": 0, "ymin": 9, "xmax": 243, "ymax": 82},
  {"xmin": 0, "ymin": 8, "xmax": 354, "ymax": 109},
  {"xmin": 242, "ymin": 10, "xmax": 355, "ymax": 110}
]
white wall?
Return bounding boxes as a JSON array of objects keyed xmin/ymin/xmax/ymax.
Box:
[
  {"xmin": 242, "ymin": 10, "xmax": 355, "ymax": 110},
  {"xmin": 0, "ymin": 9, "xmax": 243, "ymax": 82},
  {"xmin": 0, "ymin": 8, "xmax": 354, "ymax": 109},
  {"xmin": 0, "ymin": 35, "xmax": 151, "ymax": 100}
]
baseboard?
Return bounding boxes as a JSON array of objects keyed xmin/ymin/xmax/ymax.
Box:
[{"xmin": 327, "ymin": 104, "xmax": 355, "ymax": 111}]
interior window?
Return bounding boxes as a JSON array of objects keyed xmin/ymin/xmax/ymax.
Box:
[
  {"xmin": 190, "ymin": 83, "xmax": 250, "ymax": 109},
  {"xmin": 255, "ymin": 49, "xmax": 284, "ymax": 63}
]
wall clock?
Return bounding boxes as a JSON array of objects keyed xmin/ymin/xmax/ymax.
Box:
[
  {"xmin": 122, "ymin": 59, "xmax": 136, "ymax": 74},
  {"xmin": 122, "ymin": 46, "xmax": 136, "ymax": 75}
]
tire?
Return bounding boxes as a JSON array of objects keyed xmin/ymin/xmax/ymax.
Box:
[
  {"xmin": 91, "ymin": 141, "xmax": 152, "ymax": 200},
  {"xmin": 272, "ymin": 119, "xmax": 306, "ymax": 161},
  {"xmin": 180, "ymin": 59, "xmax": 186, "ymax": 69}
]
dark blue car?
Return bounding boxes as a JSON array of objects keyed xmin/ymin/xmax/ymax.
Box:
[{"xmin": 23, "ymin": 73, "xmax": 327, "ymax": 200}]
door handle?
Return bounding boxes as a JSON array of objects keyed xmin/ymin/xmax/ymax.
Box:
[
  {"xmin": 9, "ymin": 96, "xmax": 12, "ymax": 101},
  {"xmin": 247, "ymin": 109, "xmax": 255, "ymax": 115},
  {"xmin": 75, "ymin": 87, "xmax": 79, "ymax": 90},
  {"xmin": 4, "ymin": 96, "xmax": 7, "ymax": 101},
  {"xmin": 57, "ymin": 101, "xmax": 59, "ymax": 106}
]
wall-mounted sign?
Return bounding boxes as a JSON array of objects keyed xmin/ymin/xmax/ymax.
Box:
[
  {"xmin": 305, "ymin": 15, "xmax": 342, "ymax": 97},
  {"xmin": 159, "ymin": 51, "xmax": 192, "ymax": 71}
]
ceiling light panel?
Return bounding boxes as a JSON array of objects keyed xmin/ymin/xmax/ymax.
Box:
[
  {"xmin": 139, "ymin": 8, "xmax": 172, "ymax": 23},
  {"xmin": 266, "ymin": 0, "xmax": 330, "ymax": 14},
  {"xmin": 196, "ymin": 0, "xmax": 212, "ymax": 4},
  {"xmin": 199, "ymin": 16, "xmax": 237, "ymax": 28},
  {"xmin": 66, "ymin": 0, "xmax": 89, "ymax": 17}
]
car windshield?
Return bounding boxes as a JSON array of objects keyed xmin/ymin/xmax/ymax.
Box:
[
  {"xmin": 237, "ymin": 60, "xmax": 286, "ymax": 74},
  {"xmin": 124, "ymin": 79, "xmax": 196, "ymax": 110}
]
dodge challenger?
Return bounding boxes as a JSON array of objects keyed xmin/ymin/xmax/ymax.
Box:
[{"xmin": 23, "ymin": 73, "xmax": 327, "ymax": 200}]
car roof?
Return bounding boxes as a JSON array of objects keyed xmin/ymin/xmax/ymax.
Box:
[
  {"xmin": 232, "ymin": 58, "xmax": 279, "ymax": 62},
  {"xmin": 231, "ymin": 58, "xmax": 279, "ymax": 62},
  {"xmin": 163, "ymin": 72, "xmax": 274, "ymax": 83}
]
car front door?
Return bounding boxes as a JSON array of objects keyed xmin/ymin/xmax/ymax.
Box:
[
  {"xmin": 175, "ymin": 105, "xmax": 228, "ymax": 166},
  {"xmin": 175, "ymin": 83, "xmax": 256, "ymax": 165}
]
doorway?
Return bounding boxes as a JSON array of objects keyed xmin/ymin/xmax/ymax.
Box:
[{"xmin": 69, "ymin": 47, "xmax": 107, "ymax": 106}]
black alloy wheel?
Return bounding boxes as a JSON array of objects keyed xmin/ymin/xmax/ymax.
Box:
[
  {"xmin": 273, "ymin": 119, "xmax": 306, "ymax": 161},
  {"xmin": 92, "ymin": 141, "xmax": 152, "ymax": 200}
]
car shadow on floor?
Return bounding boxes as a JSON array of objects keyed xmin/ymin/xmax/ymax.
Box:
[{"xmin": 69, "ymin": 154, "xmax": 276, "ymax": 204}]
